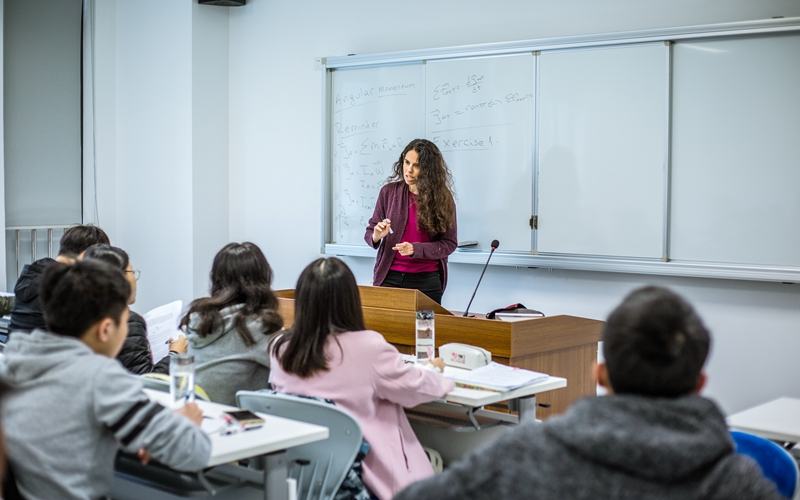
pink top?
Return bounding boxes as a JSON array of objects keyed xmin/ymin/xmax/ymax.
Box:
[
  {"xmin": 270, "ymin": 330, "xmax": 455, "ymax": 500},
  {"xmin": 389, "ymin": 192, "xmax": 440, "ymax": 274}
]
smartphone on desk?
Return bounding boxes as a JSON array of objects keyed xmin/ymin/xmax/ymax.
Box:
[{"xmin": 223, "ymin": 409, "xmax": 265, "ymax": 430}]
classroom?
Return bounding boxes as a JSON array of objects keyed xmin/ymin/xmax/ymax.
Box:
[{"xmin": 1, "ymin": 0, "xmax": 800, "ymax": 498}]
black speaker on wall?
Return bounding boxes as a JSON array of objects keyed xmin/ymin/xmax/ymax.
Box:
[{"xmin": 199, "ymin": 0, "xmax": 245, "ymax": 6}]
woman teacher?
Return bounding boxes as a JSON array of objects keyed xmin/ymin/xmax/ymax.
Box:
[{"xmin": 365, "ymin": 139, "xmax": 457, "ymax": 304}]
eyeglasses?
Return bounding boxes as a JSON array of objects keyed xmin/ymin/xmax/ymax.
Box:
[{"xmin": 126, "ymin": 269, "xmax": 141, "ymax": 281}]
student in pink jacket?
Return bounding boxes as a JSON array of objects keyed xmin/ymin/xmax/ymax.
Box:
[{"xmin": 270, "ymin": 257, "xmax": 455, "ymax": 500}]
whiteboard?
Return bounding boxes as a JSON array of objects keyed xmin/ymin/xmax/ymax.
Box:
[
  {"xmin": 425, "ymin": 55, "xmax": 534, "ymax": 252},
  {"xmin": 670, "ymin": 34, "xmax": 800, "ymax": 266},
  {"xmin": 331, "ymin": 64, "xmax": 424, "ymax": 244},
  {"xmin": 537, "ymin": 44, "xmax": 667, "ymax": 259}
]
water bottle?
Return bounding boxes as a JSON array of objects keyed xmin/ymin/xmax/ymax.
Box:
[
  {"xmin": 170, "ymin": 353, "xmax": 195, "ymax": 408},
  {"xmin": 415, "ymin": 310, "xmax": 435, "ymax": 363}
]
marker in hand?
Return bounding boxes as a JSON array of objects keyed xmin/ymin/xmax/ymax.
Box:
[{"xmin": 383, "ymin": 218, "xmax": 394, "ymax": 234}]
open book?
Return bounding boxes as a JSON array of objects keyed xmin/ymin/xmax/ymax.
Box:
[{"xmin": 142, "ymin": 300, "xmax": 184, "ymax": 363}]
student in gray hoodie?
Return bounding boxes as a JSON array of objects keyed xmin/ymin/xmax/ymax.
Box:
[
  {"xmin": 395, "ymin": 286, "xmax": 782, "ymax": 500},
  {"xmin": 0, "ymin": 259, "xmax": 211, "ymax": 500},
  {"xmin": 181, "ymin": 242, "xmax": 284, "ymax": 406}
]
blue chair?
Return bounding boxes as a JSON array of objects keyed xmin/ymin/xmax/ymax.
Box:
[{"xmin": 731, "ymin": 431, "xmax": 799, "ymax": 499}]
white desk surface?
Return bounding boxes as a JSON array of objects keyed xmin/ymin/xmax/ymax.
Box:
[
  {"xmin": 144, "ymin": 389, "xmax": 329, "ymax": 467},
  {"xmin": 442, "ymin": 366, "xmax": 567, "ymax": 407},
  {"xmin": 727, "ymin": 397, "xmax": 800, "ymax": 443}
]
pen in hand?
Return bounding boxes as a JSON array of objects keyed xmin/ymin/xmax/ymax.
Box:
[{"xmin": 382, "ymin": 218, "xmax": 394, "ymax": 234}]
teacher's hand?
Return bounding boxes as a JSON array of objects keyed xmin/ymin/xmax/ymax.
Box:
[
  {"xmin": 392, "ymin": 242, "xmax": 415, "ymax": 256},
  {"xmin": 372, "ymin": 219, "xmax": 391, "ymax": 243}
]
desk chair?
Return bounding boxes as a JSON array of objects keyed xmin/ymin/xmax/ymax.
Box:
[
  {"xmin": 731, "ymin": 430, "xmax": 800, "ymax": 499},
  {"xmin": 236, "ymin": 390, "xmax": 363, "ymax": 500},
  {"xmin": 140, "ymin": 373, "xmax": 210, "ymax": 402}
]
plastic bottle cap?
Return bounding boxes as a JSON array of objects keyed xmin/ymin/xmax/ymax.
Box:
[{"xmin": 172, "ymin": 353, "xmax": 194, "ymax": 366}]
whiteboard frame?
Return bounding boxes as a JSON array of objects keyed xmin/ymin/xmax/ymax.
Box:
[
  {"xmin": 662, "ymin": 42, "xmax": 673, "ymax": 262},
  {"xmin": 531, "ymin": 51, "xmax": 540, "ymax": 254},
  {"xmin": 321, "ymin": 17, "xmax": 800, "ymax": 283}
]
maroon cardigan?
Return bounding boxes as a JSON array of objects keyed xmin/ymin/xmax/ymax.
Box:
[{"xmin": 365, "ymin": 181, "xmax": 458, "ymax": 290}]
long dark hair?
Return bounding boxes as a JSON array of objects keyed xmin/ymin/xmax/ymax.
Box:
[
  {"xmin": 388, "ymin": 139, "xmax": 455, "ymax": 235},
  {"xmin": 271, "ymin": 257, "xmax": 365, "ymax": 378},
  {"xmin": 179, "ymin": 242, "xmax": 283, "ymax": 345}
]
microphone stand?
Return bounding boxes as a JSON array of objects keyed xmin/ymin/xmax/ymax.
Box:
[{"xmin": 463, "ymin": 246, "xmax": 497, "ymax": 318}]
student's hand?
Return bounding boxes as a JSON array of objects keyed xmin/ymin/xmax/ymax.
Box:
[
  {"xmin": 392, "ymin": 241, "xmax": 415, "ymax": 256},
  {"xmin": 425, "ymin": 357, "xmax": 446, "ymax": 373},
  {"xmin": 169, "ymin": 336, "xmax": 188, "ymax": 354},
  {"xmin": 137, "ymin": 448, "xmax": 153, "ymax": 465},
  {"xmin": 372, "ymin": 219, "xmax": 391, "ymax": 242},
  {"xmin": 176, "ymin": 402, "xmax": 204, "ymax": 427}
]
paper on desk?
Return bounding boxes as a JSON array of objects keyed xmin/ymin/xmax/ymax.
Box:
[
  {"xmin": 143, "ymin": 300, "xmax": 184, "ymax": 363},
  {"xmin": 201, "ymin": 416, "xmax": 227, "ymax": 435},
  {"xmin": 447, "ymin": 362, "xmax": 548, "ymax": 391}
]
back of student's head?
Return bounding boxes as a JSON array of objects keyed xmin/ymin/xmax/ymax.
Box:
[
  {"xmin": 40, "ymin": 260, "xmax": 130, "ymax": 338},
  {"xmin": 83, "ymin": 244, "xmax": 129, "ymax": 271},
  {"xmin": 273, "ymin": 257, "xmax": 365, "ymax": 378},
  {"xmin": 180, "ymin": 242, "xmax": 283, "ymax": 345},
  {"xmin": 58, "ymin": 224, "xmax": 110, "ymax": 257},
  {"xmin": 602, "ymin": 286, "xmax": 710, "ymax": 398}
]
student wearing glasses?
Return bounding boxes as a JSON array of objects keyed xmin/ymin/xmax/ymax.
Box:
[{"xmin": 83, "ymin": 244, "xmax": 187, "ymax": 375}]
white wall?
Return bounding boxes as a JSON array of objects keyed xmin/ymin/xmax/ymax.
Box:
[
  {"xmin": 114, "ymin": 0, "xmax": 195, "ymax": 311},
  {"xmin": 95, "ymin": 0, "xmax": 231, "ymax": 312},
  {"xmin": 0, "ymin": 0, "xmax": 5, "ymax": 291},
  {"xmin": 93, "ymin": 0, "xmax": 117, "ymax": 239},
  {"xmin": 191, "ymin": 3, "xmax": 230, "ymax": 299},
  {"xmin": 227, "ymin": 0, "xmax": 800, "ymax": 415}
]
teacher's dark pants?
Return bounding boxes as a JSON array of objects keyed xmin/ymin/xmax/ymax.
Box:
[{"xmin": 380, "ymin": 270, "xmax": 443, "ymax": 304}]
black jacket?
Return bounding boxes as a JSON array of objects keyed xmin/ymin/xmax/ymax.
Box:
[
  {"xmin": 116, "ymin": 311, "xmax": 170, "ymax": 375},
  {"xmin": 9, "ymin": 258, "xmax": 55, "ymax": 333}
]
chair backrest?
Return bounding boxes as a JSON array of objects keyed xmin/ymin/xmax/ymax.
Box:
[
  {"xmin": 236, "ymin": 390, "xmax": 363, "ymax": 500},
  {"xmin": 140, "ymin": 373, "xmax": 210, "ymax": 402},
  {"xmin": 731, "ymin": 431, "xmax": 799, "ymax": 499}
]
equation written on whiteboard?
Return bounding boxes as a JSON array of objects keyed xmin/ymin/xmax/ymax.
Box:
[
  {"xmin": 334, "ymin": 82, "xmax": 418, "ymax": 110},
  {"xmin": 332, "ymin": 80, "xmax": 417, "ymax": 241}
]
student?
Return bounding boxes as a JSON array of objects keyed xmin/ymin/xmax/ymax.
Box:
[
  {"xmin": 9, "ymin": 223, "xmax": 110, "ymax": 333},
  {"xmin": 181, "ymin": 242, "xmax": 283, "ymax": 406},
  {"xmin": 83, "ymin": 244, "xmax": 188, "ymax": 375},
  {"xmin": 395, "ymin": 286, "xmax": 782, "ymax": 500},
  {"xmin": 270, "ymin": 257, "xmax": 455, "ymax": 500},
  {"xmin": 0, "ymin": 259, "xmax": 211, "ymax": 500}
]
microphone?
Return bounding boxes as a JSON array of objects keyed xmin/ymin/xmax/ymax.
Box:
[{"xmin": 463, "ymin": 240, "xmax": 499, "ymax": 318}]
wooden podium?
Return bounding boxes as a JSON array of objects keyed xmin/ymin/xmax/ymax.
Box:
[{"xmin": 275, "ymin": 286, "xmax": 603, "ymax": 419}]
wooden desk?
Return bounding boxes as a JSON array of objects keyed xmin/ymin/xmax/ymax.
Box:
[
  {"xmin": 277, "ymin": 286, "xmax": 603, "ymax": 418},
  {"xmin": 727, "ymin": 397, "xmax": 800, "ymax": 443}
]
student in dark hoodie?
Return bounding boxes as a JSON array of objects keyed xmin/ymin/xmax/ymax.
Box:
[
  {"xmin": 9, "ymin": 224, "xmax": 109, "ymax": 333},
  {"xmin": 0, "ymin": 259, "xmax": 210, "ymax": 500},
  {"xmin": 83, "ymin": 244, "xmax": 188, "ymax": 375},
  {"xmin": 395, "ymin": 286, "xmax": 782, "ymax": 500}
]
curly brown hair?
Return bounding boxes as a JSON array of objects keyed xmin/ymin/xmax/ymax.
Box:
[{"xmin": 388, "ymin": 139, "xmax": 455, "ymax": 235}]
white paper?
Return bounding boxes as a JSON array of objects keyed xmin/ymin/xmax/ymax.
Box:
[
  {"xmin": 143, "ymin": 300, "xmax": 184, "ymax": 363},
  {"xmin": 447, "ymin": 361, "xmax": 548, "ymax": 391},
  {"xmin": 201, "ymin": 416, "xmax": 227, "ymax": 435}
]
